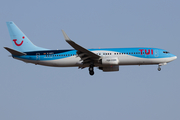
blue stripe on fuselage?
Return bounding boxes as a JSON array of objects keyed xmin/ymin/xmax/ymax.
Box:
[{"xmin": 13, "ymin": 48, "xmax": 176, "ymax": 61}]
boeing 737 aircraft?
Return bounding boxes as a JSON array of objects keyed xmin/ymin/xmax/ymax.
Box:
[{"xmin": 4, "ymin": 21, "xmax": 177, "ymax": 75}]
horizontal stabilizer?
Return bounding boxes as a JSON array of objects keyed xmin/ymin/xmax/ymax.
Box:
[{"xmin": 4, "ymin": 47, "xmax": 26, "ymax": 56}]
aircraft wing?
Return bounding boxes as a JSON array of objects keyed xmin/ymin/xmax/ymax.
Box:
[{"xmin": 62, "ymin": 30, "xmax": 100, "ymax": 64}]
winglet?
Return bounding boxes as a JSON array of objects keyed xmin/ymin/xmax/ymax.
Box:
[
  {"xmin": 61, "ymin": 30, "xmax": 71, "ymax": 41},
  {"xmin": 61, "ymin": 30, "xmax": 100, "ymax": 59}
]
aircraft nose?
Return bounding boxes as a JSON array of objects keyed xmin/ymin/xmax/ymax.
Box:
[
  {"xmin": 168, "ymin": 55, "xmax": 177, "ymax": 62},
  {"xmin": 171, "ymin": 55, "xmax": 177, "ymax": 61},
  {"xmin": 174, "ymin": 56, "xmax": 177, "ymax": 60}
]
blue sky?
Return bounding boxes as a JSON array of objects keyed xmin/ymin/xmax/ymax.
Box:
[{"xmin": 0, "ymin": 0, "xmax": 180, "ymax": 120}]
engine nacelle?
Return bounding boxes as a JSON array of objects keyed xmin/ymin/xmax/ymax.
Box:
[
  {"xmin": 101, "ymin": 57, "xmax": 119, "ymax": 65},
  {"xmin": 99, "ymin": 66, "xmax": 119, "ymax": 72}
]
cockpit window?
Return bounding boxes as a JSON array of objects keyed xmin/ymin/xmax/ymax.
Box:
[{"xmin": 163, "ymin": 51, "xmax": 169, "ymax": 54}]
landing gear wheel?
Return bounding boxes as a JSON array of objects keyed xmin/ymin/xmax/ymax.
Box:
[
  {"xmin": 89, "ymin": 71, "xmax": 94, "ymax": 76},
  {"xmin": 158, "ymin": 66, "xmax": 161, "ymax": 71},
  {"xmin": 89, "ymin": 67, "xmax": 93, "ymax": 71},
  {"xmin": 89, "ymin": 64, "xmax": 94, "ymax": 76}
]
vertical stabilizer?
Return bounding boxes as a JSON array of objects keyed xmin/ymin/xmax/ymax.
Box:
[{"xmin": 6, "ymin": 21, "xmax": 48, "ymax": 52}]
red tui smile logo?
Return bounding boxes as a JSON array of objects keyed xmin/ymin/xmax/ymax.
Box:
[{"xmin": 13, "ymin": 36, "xmax": 25, "ymax": 46}]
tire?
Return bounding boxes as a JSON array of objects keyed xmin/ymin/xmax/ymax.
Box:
[
  {"xmin": 89, "ymin": 67, "xmax": 93, "ymax": 71},
  {"xmin": 158, "ymin": 67, "xmax": 161, "ymax": 71},
  {"xmin": 89, "ymin": 71, "xmax": 94, "ymax": 76}
]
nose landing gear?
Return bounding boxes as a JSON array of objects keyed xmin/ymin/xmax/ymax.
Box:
[
  {"xmin": 89, "ymin": 64, "xmax": 94, "ymax": 76},
  {"xmin": 158, "ymin": 65, "xmax": 161, "ymax": 71}
]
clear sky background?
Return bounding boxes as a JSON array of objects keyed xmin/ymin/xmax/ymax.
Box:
[{"xmin": 0, "ymin": 0, "xmax": 180, "ymax": 120}]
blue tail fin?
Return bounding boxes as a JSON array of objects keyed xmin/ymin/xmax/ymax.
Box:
[{"xmin": 6, "ymin": 21, "xmax": 48, "ymax": 52}]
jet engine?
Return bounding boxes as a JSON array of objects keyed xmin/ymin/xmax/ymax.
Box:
[
  {"xmin": 99, "ymin": 66, "xmax": 119, "ymax": 72},
  {"xmin": 101, "ymin": 57, "xmax": 119, "ymax": 65}
]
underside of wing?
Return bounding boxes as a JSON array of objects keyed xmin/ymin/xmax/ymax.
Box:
[{"xmin": 62, "ymin": 30, "xmax": 100, "ymax": 65}]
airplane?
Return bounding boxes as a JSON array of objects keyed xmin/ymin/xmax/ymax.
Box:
[{"xmin": 4, "ymin": 21, "xmax": 177, "ymax": 76}]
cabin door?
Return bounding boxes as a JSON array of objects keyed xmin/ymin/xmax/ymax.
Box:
[
  {"xmin": 154, "ymin": 50, "xmax": 159, "ymax": 57},
  {"xmin": 36, "ymin": 53, "xmax": 40, "ymax": 60}
]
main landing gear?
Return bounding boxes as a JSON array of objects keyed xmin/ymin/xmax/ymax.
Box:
[
  {"xmin": 89, "ymin": 64, "xmax": 94, "ymax": 76},
  {"xmin": 158, "ymin": 65, "xmax": 161, "ymax": 71}
]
